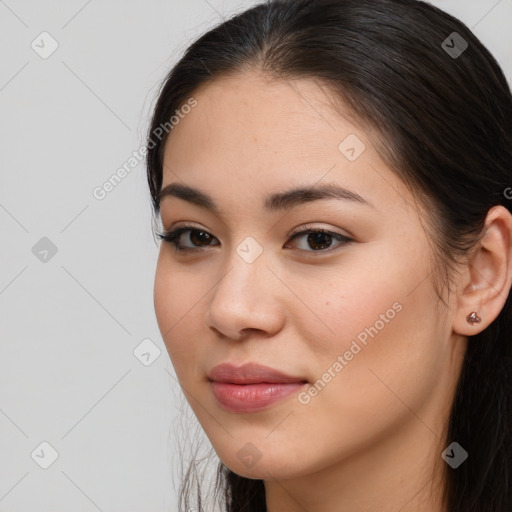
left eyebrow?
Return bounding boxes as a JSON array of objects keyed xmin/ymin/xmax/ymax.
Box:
[
  {"xmin": 264, "ymin": 182, "xmax": 374, "ymax": 212},
  {"xmin": 157, "ymin": 181, "xmax": 374, "ymax": 213}
]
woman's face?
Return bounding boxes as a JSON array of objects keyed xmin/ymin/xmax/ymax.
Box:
[{"xmin": 154, "ymin": 70, "xmax": 465, "ymax": 480}]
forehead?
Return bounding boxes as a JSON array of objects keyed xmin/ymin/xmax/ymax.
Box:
[
  {"xmin": 161, "ymin": 69, "xmax": 413, "ymax": 215},
  {"xmin": 164, "ymin": 70, "xmax": 354, "ymax": 164}
]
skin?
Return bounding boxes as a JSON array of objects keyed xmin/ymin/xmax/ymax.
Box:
[{"xmin": 153, "ymin": 69, "xmax": 512, "ymax": 512}]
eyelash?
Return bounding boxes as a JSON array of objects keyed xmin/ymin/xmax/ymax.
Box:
[{"xmin": 156, "ymin": 223, "xmax": 353, "ymax": 255}]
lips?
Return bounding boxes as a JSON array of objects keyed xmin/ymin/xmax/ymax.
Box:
[
  {"xmin": 207, "ymin": 362, "xmax": 308, "ymax": 413},
  {"xmin": 207, "ymin": 362, "xmax": 307, "ymax": 385}
]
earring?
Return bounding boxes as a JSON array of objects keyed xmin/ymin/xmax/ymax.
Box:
[{"xmin": 466, "ymin": 311, "xmax": 481, "ymax": 324}]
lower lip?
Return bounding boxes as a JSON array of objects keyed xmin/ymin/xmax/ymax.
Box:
[{"xmin": 210, "ymin": 381, "xmax": 307, "ymax": 413}]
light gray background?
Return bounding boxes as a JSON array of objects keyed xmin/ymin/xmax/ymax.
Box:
[{"xmin": 1, "ymin": 1, "xmax": 511, "ymax": 511}]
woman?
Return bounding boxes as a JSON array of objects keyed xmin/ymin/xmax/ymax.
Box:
[{"xmin": 146, "ymin": 0, "xmax": 512, "ymax": 510}]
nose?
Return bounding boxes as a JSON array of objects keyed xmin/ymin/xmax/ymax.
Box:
[{"xmin": 204, "ymin": 248, "xmax": 285, "ymax": 341}]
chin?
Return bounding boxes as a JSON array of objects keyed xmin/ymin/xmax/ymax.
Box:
[{"xmin": 213, "ymin": 442, "xmax": 311, "ymax": 481}]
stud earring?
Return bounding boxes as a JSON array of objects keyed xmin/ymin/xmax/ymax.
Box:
[{"xmin": 466, "ymin": 311, "xmax": 481, "ymax": 324}]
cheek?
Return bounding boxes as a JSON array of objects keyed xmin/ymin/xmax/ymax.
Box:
[
  {"xmin": 153, "ymin": 262, "xmax": 175, "ymax": 335},
  {"xmin": 307, "ymin": 271, "xmax": 443, "ymax": 424},
  {"xmin": 320, "ymin": 242, "xmax": 436, "ymax": 357},
  {"xmin": 153, "ymin": 259, "xmax": 209, "ymax": 383},
  {"xmin": 298, "ymin": 245, "xmax": 443, "ymax": 405},
  {"xmin": 154, "ymin": 252, "xmax": 202, "ymax": 329},
  {"xmin": 154, "ymin": 260, "xmax": 194, "ymax": 354},
  {"xmin": 288, "ymin": 262, "xmax": 406, "ymax": 365}
]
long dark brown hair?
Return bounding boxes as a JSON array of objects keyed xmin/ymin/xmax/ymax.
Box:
[{"xmin": 146, "ymin": 1, "xmax": 512, "ymax": 510}]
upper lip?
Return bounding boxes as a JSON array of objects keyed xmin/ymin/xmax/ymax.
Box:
[{"xmin": 208, "ymin": 362, "xmax": 308, "ymax": 384}]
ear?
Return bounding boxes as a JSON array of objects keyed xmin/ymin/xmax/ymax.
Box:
[{"xmin": 453, "ymin": 205, "xmax": 512, "ymax": 336}]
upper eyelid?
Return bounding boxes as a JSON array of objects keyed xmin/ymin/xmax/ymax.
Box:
[
  {"xmin": 165, "ymin": 222, "xmax": 352, "ymax": 238},
  {"xmin": 289, "ymin": 223, "xmax": 352, "ymax": 238}
]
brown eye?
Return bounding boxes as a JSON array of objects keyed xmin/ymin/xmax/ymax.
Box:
[
  {"xmin": 306, "ymin": 232, "xmax": 333, "ymax": 250},
  {"xmin": 156, "ymin": 226, "xmax": 219, "ymax": 252},
  {"xmin": 157, "ymin": 225, "xmax": 352, "ymax": 255},
  {"xmin": 188, "ymin": 230, "xmax": 214, "ymax": 247},
  {"xmin": 286, "ymin": 228, "xmax": 353, "ymax": 253}
]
